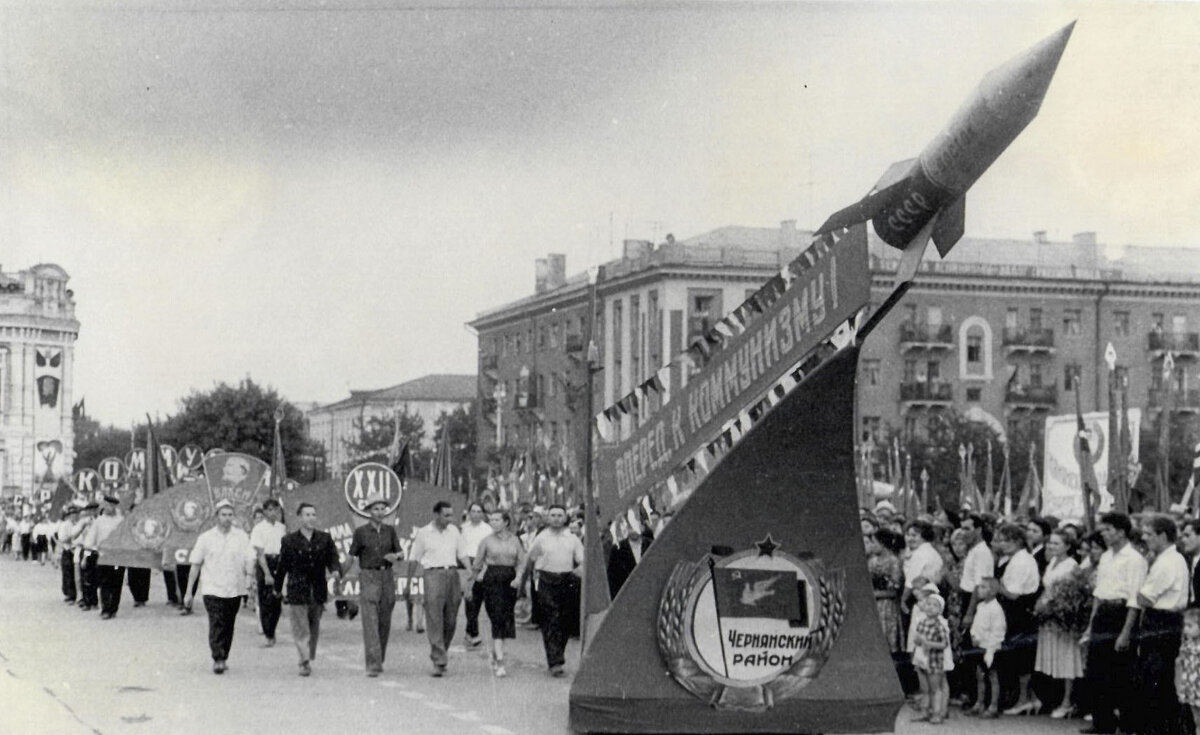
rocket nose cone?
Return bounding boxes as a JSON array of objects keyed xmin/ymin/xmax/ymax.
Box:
[{"xmin": 995, "ymin": 21, "xmax": 1075, "ymax": 107}]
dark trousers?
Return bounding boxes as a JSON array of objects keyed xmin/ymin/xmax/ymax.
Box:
[
  {"xmin": 1086, "ymin": 601, "xmax": 1137, "ymax": 734},
  {"xmin": 98, "ymin": 564, "xmax": 124, "ymax": 615},
  {"xmin": 536, "ymin": 571, "xmax": 576, "ymax": 668},
  {"xmin": 464, "ymin": 578, "xmax": 484, "ymax": 639},
  {"xmin": 127, "ymin": 567, "xmax": 150, "ymax": 603},
  {"xmin": 359, "ymin": 569, "xmax": 396, "ymax": 672},
  {"xmin": 79, "ymin": 552, "xmax": 99, "ymax": 607},
  {"xmin": 176, "ymin": 564, "xmax": 192, "ymax": 600},
  {"xmin": 1139, "ymin": 609, "xmax": 1185, "ymax": 735},
  {"xmin": 60, "ymin": 550, "xmax": 76, "ymax": 601},
  {"xmin": 422, "ymin": 568, "xmax": 462, "ymax": 667},
  {"xmin": 255, "ymin": 557, "xmax": 282, "ymax": 639},
  {"xmin": 163, "ymin": 569, "xmax": 179, "ymax": 604},
  {"xmin": 203, "ymin": 595, "xmax": 242, "ymax": 662},
  {"xmin": 20, "ymin": 533, "xmax": 31, "ymax": 560}
]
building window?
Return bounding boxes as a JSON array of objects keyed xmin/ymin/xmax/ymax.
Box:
[
  {"xmin": 958, "ymin": 316, "xmax": 994, "ymax": 380},
  {"xmin": 863, "ymin": 359, "xmax": 880, "ymax": 386},
  {"xmin": 1030, "ymin": 363, "xmax": 1043, "ymax": 388},
  {"xmin": 612, "ymin": 299, "xmax": 624, "ymax": 396},
  {"xmin": 1063, "ymin": 309, "xmax": 1081, "ymax": 336},
  {"xmin": 966, "ymin": 387, "xmax": 981, "ymax": 402},
  {"xmin": 861, "ymin": 416, "xmax": 881, "ymax": 443},
  {"xmin": 1174, "ymin": 315, "xmax": 1188, "ymax": 334},
  {"xmin": 648, "ymin": 290, "xmax": 661, "ymax": 368},
  {"xmin": 1114, "ymin": 311, "xmax": 1130, "ymax": 336},
  {"xmin": 1005, "ymin": 308, "xmax": 1018, "ymax": 330},
  {"xmin": 903, "ymin": 359, "xmax": 917, "ymax": 383},
  {"xmin": 514, "ymin": 333, "xmax": 522, "ymax": 354},
  {"xmin": 967, "ymin": 336, "xmax": 982, "ymax": 363},
  {"xmin": 538, "ymin": 325, "xmax": 547, "ymax": 350},
  {"xmin": 926, "ymin": 306, "xmax": 943, "ymax": 325},
  {"xmin": 631, "ymin": 295, "xmax": 641, "ymax": 389},
  {"xmin": 526, "ymin": 329, "xmax": 534, "ymax": 354},
  {"xmin": 1152, "ymin": 312, "xmax": 1164, "ymax": 331},
  {"xmin": 926, "ymin": 360, "xmax": 941, "ymax": 382},
  {"xmin": 1029, "ymin": 308, "xmax": 1043, "ymax": 331},
  {"xmin": 549, "ymin": 322, "xmax": 559, "ymax": 348},
  {"xmin": 687, "ymin": 289, "xmax": 723, "ymax": 344},
  {"xmin": 904, "ymin": 415, "xmax": 918, "ymax": 439},
  {"xmin": 1115, "ymin": 365, "xmax": 1129, "ymax": 385},
  {"xmin": 1064, "ymin": 363, "xmax": 1082, "ymax": 389}
]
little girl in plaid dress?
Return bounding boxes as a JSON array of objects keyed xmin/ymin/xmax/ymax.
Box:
[{"xmin": 912, "ymin": 593, "xmax": 950, "ymax": 724}]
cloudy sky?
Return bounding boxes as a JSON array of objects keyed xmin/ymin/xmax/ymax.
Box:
[{"xmin": 2, "ymin": 0, "xmax": 1197, "ymax": 425}]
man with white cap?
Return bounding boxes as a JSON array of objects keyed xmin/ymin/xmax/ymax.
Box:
[
  {"xmin": 344, "ymin": 493, "xmax": 402, "ymax": 676},
  {"xmin": 185, "ymin": 499, "xmax": 255, "ymax": 674},
  {"xmin": 85, "ymin": 495, "xmax": 125, "ymax": 620}
]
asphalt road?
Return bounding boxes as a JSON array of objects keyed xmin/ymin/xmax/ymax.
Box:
[{"xmin": 0, "ymin": 557, "xmax": 1088, "ymax": 735}]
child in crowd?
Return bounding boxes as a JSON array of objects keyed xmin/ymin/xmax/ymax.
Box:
[
  {"xmin": 912, "ymin": 592, "xmax": 950, "ymax": 724},
  {"xmin": 966, "ymin": 577, "xmax": 1006, "ymax": 718},
  {"xmin": 1176, "ymin": 608, "xmax": 1200, "ymax": 728},
  {"xmin": 906, "ymin": 578, "xmax": 939, "ymax": 714}
]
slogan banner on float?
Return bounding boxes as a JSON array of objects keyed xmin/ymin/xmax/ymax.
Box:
[
  {"xmin": 1042, "ymin": 409, "xmax": 1141, "ymax": 522},
  {"xmin": 595, "ymin": 225, "xmax": 869, "ymax": 520}
]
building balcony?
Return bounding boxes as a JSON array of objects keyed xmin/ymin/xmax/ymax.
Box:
[
  {"xmin": 514, "ymin": 392, "xmax": 540, "ymax": 410},
  {"xmin": 900, "ymin": 381, "xmax": 953, "ymax": 409},
  {"xmin": 1005, "ymin": 384, "xmax": 1058, "ymax": 410},
  {"xmin": 565, "ymin": 333, "xmax": 584, "ymax": 353},
  {"xmin": 1148, "ymin": 388, "xmax": 1200, "ymax": 413},
  {"xmin": 1002, "ymin": 327, "xmax": 1055, "ymax": 354},
  {"xmin": 899, "ymin": 322, "xmax": 954, "ymax": 351},
  {"xmin": 480, "ymin": 354, "xmax": 499, "ymax": 375},
  {"xmin": 1148, "ymin": 331, "xmax": 1200, "ymax": 359}
]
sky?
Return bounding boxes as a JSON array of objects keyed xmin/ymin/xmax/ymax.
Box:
[{"xmin": 2, "ymin": 0, "xmax": 1198, "ymax": 425}]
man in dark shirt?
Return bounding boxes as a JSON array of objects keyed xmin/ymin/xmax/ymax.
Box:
[
  {"xmin": 345, "ymin": 493, "xmax": 402, "ymax": 677},
  {"xmin": 274, "ymin": 502, "xmax": 341, "ymax": 677}
]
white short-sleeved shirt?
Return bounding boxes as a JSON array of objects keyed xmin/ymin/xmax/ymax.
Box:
[
  {"xmin": 1138, "ymin": 545, "xmax": 1189, "ymax": 611},
  {"xmin": 249, "ymin": 520, "xmax": 286, "ymax": 556},
  {"xmin": 960, "ymin": 541, "xmax": 996, "ymax": 593},
  {"xmin": 1000, "ymin": 549, "xmax": 1040, "ymax": 596},
  {"xmin": 460, "ymin": 521, "xmax": 493, "ymax": 560},
  {"xmin": 189, "ymin": 526, "xmax": 255, "ymax": 598},
  {"xmin": 527, "ymin": 529, "xmax": 583, "ymax": 574},
  {"xmin": 410, "ymin": 522, "xmax": 465, "ymax": 569},
  {"xmin": 1093, "ymin": 543, "xmax": 1149, "ymax": 604},
  {"xmin": 903, "ymin": 542, "xmax": 944, "ymax": 589}
]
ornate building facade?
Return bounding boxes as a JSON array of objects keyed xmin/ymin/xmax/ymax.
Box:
[{"xmin": 0, "ymin": 263, "xmax": 79, "ymax": 499}]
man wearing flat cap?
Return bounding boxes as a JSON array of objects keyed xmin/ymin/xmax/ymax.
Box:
[
  {"xmin": 185, "ymin": 499, "xmax": 256, "ymax": 674},
  {"xmin": 84, "ymin": 495, "xmax": 125, "ymax": 619},
  {"xmin": 345, "ymin": 493, "xmax": 403, "ymax": 676}
]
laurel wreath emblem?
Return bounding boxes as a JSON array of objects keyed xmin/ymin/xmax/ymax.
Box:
[{"xmin": 656, "ymin": 556, "xmax": 846, "ymax": 711}]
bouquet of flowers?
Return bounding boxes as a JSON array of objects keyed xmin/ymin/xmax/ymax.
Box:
[{"xmin": 1033, "ymin": 566, "xmax": 1093, "ymax": 634}]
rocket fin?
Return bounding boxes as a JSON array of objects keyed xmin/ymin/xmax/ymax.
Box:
[
  {"xmin": 932, "ymin": 195, "xmax": 965, "ymax": 257},
  {"xmin": 814, "ymin": 171, "xmax": 912, "ymax": 236},
  {"xmin": 873, "ymin": 158, "xmax": 917, "ymax": 191}
]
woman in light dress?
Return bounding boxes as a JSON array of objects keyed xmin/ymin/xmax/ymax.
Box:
[{"xmin": 1034, "ymin": 529, "xmax": 1083, "ymax": 718}]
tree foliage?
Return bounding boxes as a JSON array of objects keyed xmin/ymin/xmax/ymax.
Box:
[
  {"xmin": 72, "ymin": 414, "xmax": 133, "ymax": 471},
  {"xmin": 157, "ymin": 378, "xmax": 319, "ymax": 476},
  {"xmin": 340, "ymin": 408, "xmax": 429, "ymax": 476}
]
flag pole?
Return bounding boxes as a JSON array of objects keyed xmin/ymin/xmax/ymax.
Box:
[{"xmin": 580, "ymin": 265, "xmax": 610, "ymax": 650}]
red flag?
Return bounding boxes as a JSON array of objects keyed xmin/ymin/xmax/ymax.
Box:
[
  {"xmin": 143, "ymin": 414, "xmax": 172, "ymax": 498},
  {"xmin": 1073, "ymin": 379, "xmax": 1099, "ymax": 530}
]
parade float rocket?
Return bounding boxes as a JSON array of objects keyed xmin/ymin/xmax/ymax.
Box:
[
  {"xmin": 570, "ymin": 24, "xmax": 1075, "ymax": 735},
  {"xmin": 817, "ymin": 21, "xmax": 1075, "ymax": 261}
]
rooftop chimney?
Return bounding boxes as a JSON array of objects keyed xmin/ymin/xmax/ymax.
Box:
[
  {"xmin": 1033, "ymin": 230, "xmax": 1048, "ymax": 244},
  {"xmin": 623, "ymin": 239, "xmax": 652, "ymax": 261},
  {"xmin": 1072, "ymin": 231, "xmax": 1097, "ymax": 246},
  {"xmin": 535, "ymin": 257, "xmax": 550, "ymax": 294}
]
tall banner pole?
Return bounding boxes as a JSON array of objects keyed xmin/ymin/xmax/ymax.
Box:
[{"xmin": 581, "ymin": 266, "xmax": 610, "ymax": 649}]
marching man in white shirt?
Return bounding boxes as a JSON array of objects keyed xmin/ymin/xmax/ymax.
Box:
[
  {"xmin": 185, "ymin": 500, "xmax": 256, "ymax": 674},
  {"xmin": 250, "ymin": 498, "xmax": 287, "ymax": 647}
]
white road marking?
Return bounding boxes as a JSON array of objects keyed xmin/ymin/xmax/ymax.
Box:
[
  {"xmin": 450, "ymin": 711, "xmax": 481, "ymax": 722},
  {"xmin": 396, "ymin": 691, "xmax": 425, "ymax": 699},
  {"xmin": 480, "ymin": 726, "xmax": 515, "ymax": 735},
  {"xmin": 422, "ymin": 700, "xmax": 454, "ymax": 711}
]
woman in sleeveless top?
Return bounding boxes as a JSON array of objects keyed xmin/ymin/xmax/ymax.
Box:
[{"xmin": 467, "ymin": 509, "xmax": 525, "ymax": 677}]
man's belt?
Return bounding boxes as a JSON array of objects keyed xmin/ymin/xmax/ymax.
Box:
[{"xmin": 360, "ymin": 565, "xmax": 392, "ymax": 571}]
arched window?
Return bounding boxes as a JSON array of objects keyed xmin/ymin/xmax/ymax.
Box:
[{"xmin": 959, "ymin": 316, "xmax": 993, "ymax": 380}]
